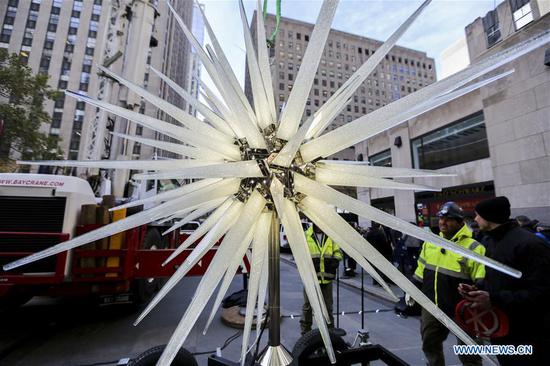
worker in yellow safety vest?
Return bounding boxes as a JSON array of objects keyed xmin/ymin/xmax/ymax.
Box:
[
  {"xmin": 413, "ymin": 202, "xmax": 485, "ymax": 366},
  {"xmin": 300, "ymin": 223, "xmax": 343, "ymax": 335}
]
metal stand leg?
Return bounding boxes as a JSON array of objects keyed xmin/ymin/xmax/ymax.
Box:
[
  {"xmin": 259, "ymin": 213, "xmax": 292, "ymax": 366},
  {"xmin": 336, "ymin": 269, "xmax": 340, "ymax": 328},
  {"xmin": 361, "ymin": 267, "xmax": 364, "ymax": 329}
]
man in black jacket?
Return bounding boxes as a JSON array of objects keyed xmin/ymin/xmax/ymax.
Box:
[{"xmin": 460, "ymin": 196, "xmax": 550, "ymax": 366}]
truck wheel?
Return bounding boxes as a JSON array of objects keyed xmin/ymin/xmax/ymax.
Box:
[
  {"xmin": 292, "ymin": 329, "xmax": 349, "ymax": 365},
  {"xmin": 133, "ymin": 229, "xmax": 167, "ymax": 304},
  {"xmin": 129, "ymin": 345, "xmax": 197, "ymax": 366}
]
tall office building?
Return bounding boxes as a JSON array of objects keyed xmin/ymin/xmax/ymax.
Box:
[
  {"xmin": 135, "ymin": 0, "xmax": 195, "ymax": 161},
  {"xmin": 185, "ymin": 2, "xmax": 204, "ymax": 117},
  {"xmin": 0, "ymin": 0, "xmax": 198, "ymax": 167},
  {"xmin": 245, "ymin": 12, "xmax": 436, "ymax": 161},
  {"xmin": 0, "ymin": 0, "xmax": 108, "ymax": 161}
]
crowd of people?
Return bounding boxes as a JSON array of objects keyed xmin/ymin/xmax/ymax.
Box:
[{"xmin": 301, "ymin": 196, "xmax": 550, "ymax": 365}]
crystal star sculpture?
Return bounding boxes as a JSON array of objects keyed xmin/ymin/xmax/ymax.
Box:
[{"xmin": 6, "ymin": 0, "xmax": 549, "ymax": 364}]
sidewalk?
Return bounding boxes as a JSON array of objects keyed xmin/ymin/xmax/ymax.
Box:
[{"xmin": 280, "ymin": 253, "xmax": 404, "ymax": 303}]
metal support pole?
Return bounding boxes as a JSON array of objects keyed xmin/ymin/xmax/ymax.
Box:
[
  {"xmin": 268, "ymin": 213, "xmax": 281, "ymax": 346},
  {"xmin": 361, "ymin": 267, "xmax": 365, "ymax": 329},
  {"xmin": 259, "ymin": 213, "xmax": 292, "ymax": 366},
  {"xmin": 336, "ymin": 269, "xmax": 340, "ymax": 328}
]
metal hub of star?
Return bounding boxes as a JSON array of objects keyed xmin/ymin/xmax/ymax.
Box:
[
  {"xmin": 237, "ymin": 125, "xmax": 312, "ymax": 205},
  {"xmin": 6, "ymin": 0, "xmax": 549, "ymax": 364}
]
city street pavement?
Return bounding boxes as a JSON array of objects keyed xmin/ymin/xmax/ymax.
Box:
[{"xmin": 0, "ymin": 260, "xmax": 470, "ymax": 366}]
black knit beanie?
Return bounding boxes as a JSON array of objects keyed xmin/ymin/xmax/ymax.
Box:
[{"xmin": 474, "ymin": 196, "xmax": 511, "ymax": 224}]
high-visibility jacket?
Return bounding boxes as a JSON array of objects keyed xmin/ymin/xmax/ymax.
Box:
[
  {"xmin": 305, "ymin": 226, "xmax": 343, "ymax": 284},
  {"xmin": 414, "ymin": 224, "xmax": 486, "ymax": 316}
]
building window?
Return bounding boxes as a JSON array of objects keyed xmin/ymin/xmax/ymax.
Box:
[
  {"xmin": 44, "ymin": 39, "xmax": 54, "ymax": 49},
  {"xmin": 483, "ymin": 9, "xmax": 501, "ymax": 47},
  {"xmin": 51, "ymin": 112, "xmax": 62, "ymax": 128},
  {"xmin": 411, "ymin": 112, "xmax": 489, "ymax": 170},
  {"xmin": 54, "ymin": 95, "xmax": 65, "ymax": 108},
  {"xmin": 39, "ymin": 55, "xmax": 51, "ymax": 73},
  {"xmin": 511, "ymin": 0, "xmax": 533, "ymax": 29},
  {"xmin": 369, "ymin": 149, "xmax": 391, "ymax": 167},
  {"xmin": 70, "ymin": 138, "xmax": 80, "ymax": 151},
  {"xmin": 73, "ymin": 116, "xmax": 83, "ymax": 131}
]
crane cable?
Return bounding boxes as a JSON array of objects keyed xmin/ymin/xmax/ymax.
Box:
[{"xmin": 263, "ymin": 0, "xmax": 282, "ymax": 48}]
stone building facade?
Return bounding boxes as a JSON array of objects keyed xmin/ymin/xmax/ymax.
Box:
[{"xmin": 356, "ymin": 0, "xmax": 550, "ymax": 228}]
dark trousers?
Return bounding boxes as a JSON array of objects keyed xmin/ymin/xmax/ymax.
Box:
[
  {"xmin": 344, "ymin": 252, "xmax": 356, "ymax": 271},
  {"xmin": 300, "ymin": 282, "xmax": 333, "ymax": 335},
  {"xmin": 421, "ymin": 309, "xmax": 482, "ymax": 366}
]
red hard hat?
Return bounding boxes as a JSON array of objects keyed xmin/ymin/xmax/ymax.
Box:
[{"xmin": 455, "ymin": 299, "xmax": 509, "ymax": 339}]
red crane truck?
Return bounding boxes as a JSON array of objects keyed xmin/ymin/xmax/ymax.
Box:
[{"xmin": 0, "ymin": 173, "xmax": 234, "ymax": 308}]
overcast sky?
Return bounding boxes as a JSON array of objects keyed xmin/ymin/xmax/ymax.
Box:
[{"xmin": 198, "ymin": 0, "xmax": 500, "ymax": 86}]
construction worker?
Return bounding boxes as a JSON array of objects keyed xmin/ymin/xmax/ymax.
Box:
[
  {"xmin": 413, "ymin": 202, "xmax": 485, "ymax": 366},
  {"xmin": 300, "ymin": 223, "xmax": 343, "ymax": 335}
]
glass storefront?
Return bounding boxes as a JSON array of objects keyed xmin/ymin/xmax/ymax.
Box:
[
  {"xmin": 411, "ymin": 112, "xmax": 489, "ymax": 170},
  {"xmin": 369, "ymin": 149, "xmax": 392, "ymax": 167}
]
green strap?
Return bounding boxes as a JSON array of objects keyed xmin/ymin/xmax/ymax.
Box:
[{"xmin": 263, "ymin": 0, "xmax": 281, "ymax": 48}]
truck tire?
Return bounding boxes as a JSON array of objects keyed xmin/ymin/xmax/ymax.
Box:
[
  {"xmin": 291, "ymin": 329, "xmax": 349, "ymax": 365},
  {"xmin": 133, "ymin": 229, "xmax": 167, "ymax": 304},
  {"xmin": 129, "ymin": 345, "xmax": 197, "ymax": 366}
]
